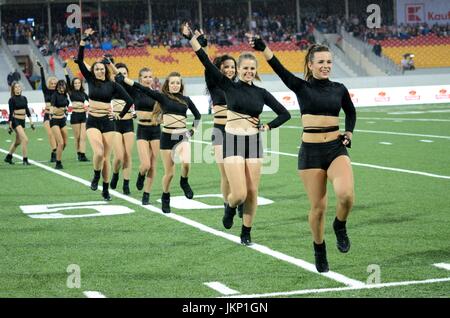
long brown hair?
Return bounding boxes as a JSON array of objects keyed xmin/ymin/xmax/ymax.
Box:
[
  {"xmin": 151, "ymin": 71, "xmax": 186, "ymax": 124},
  {"xmin": 303, "ymin": 44, "xmax": 330, "ymax": 81}
]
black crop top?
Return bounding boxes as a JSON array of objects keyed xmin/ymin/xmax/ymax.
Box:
[
  {"xmin": 77, "ymin": 45, "xmax": 133, "ymax": 117},
  {"xmin": 268, "ymin": 55, "xmax": 356, "ymax": 132},
  {"xmin": 205, "ymin": 68, "xmax": 227, "ymax": 106},
  {"xmin": 65, "ymin": 74, "xmax": 89, "ymax": 103},
  {"xmin": 196, "ymin": 49, "xmax": 291, "ymax": 129},
  {"xmin": 51, "ymin": 92, "xmax": 70, "ymax": 109},
  {"xmin": 40, "ymin": 67, "xmax": 55, "ymax": 103},
  {"xmin": 126, "ymin": 84, "xmax": 157, "ymax": 112},
  {"xmin": 8, "ymin": 95, "xmax": 30, "ymax": 121},
  {"xmin": 131, "ymin": 81, "xmax": 201, "ymax": 128}
]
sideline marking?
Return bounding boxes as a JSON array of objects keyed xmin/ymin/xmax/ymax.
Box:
[
  {"xmin": 220, "ymin": 277, "xmax": 450, "ymax": 298},
  {"xmin": 433, "ymin": 263, "xmax": 450, "ymax": 271},
  {"xmin": 0, "ymin": 148, "xmax": 364, "ymax": 288},
  {"xmin": 379, "ymin": 142, "xmax": 392, "ymax": 145},
  {"xmin": 204, "ymin": 282, "xmax": 240, "ymax": 295},
  {"xmin": 83, "ymin": 291, "xmax": 106, "ymax": 298}
]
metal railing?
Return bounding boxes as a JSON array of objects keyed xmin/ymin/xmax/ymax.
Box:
[
  {"xmin": 0, "ymin": 38, "xmax": 33, "ymax": 90},
  {"xmin": 313, "ymin": 29, "xmax": 368, "ymax": 77},
  {"xmin": 339, "ymin": 27, "xmax": 402, "ymax": 76}
]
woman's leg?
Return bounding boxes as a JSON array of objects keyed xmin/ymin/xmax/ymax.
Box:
[
  {"xmin": 176, "ymin": 141, "xmax": 193, "ymax": 199},
  {"xmin": 160, "ymin": 149, "xmax": 175, "ymax": 213},
  {"xmin": 51, "ymin": 125, "xmax": 64, "ymax": 162},
  {"xmin": 111, "ymin": 132, "xmax": 124, "ymax": 188},
  {"xmin": 145, "ymin": 140, "xmax": 160, "ymax": 193},
  {"xmin": 72, "ymin": 123, "xmax": 81, "ymax": 153},
  {"xmin": 44, "ymin": 120, "xmax": 56, "ymax": 160},
  {"xmin": 86, "ymin": 128, "xmax": 105, "ymax": 190},
  {"xmin": 79, "ymin": 123, "xmax": 88, "ymax": 158},
  {"xmin": 122, "ymin": 132, "xmax": 135, "ymax": 194},
  {"xmin": 299, "ymin": 168, "xmax": 329, "ymax": 272},
  {"xmin": 214, "ymin": 144, "xmax": 230, "ymax": 204},
  {"xmin": 327, "ymin": 155, "xmax": 354, "ymax": 253},
  {"xmin": 16, "ymin": 126, "xmax": 28, "ymax": 158},
  {"xmin": 222, "ymin": 156, "xmax": 247, "ymax": 229}
]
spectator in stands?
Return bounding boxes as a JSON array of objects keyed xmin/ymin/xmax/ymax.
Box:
[
  {"xmin": 401, "ymin": 53, "xmax": 415, "ymax": 72},
  {"xmin": 372, "ymin": 41, "xmax": 382, "ymax": 57}
]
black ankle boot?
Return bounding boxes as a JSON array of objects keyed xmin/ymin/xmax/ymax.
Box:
[
  {"xmin": 237, "ymin": 203, "xmax": 244, "ymax": 218},
  {"xmin": 142, "ymin": 192, "xmax": 150, "ymax": 205},
  {"xmin": 4, "ymin": 153, "xmax": 14, "ymax": 165},
  {"xmin": 102, "ymin": 182, "xmax": 111, "ymax": 201},
  {"xmin": 136, "ymin": 172, "xmax": 145, "ymax": 191},
  {"xmin": 222, "ymin": 203, "xmax": 237, "ymax": 229},
  {"xmin": 123, "ymin": 179, "xmax": 130, "ymax": 195},
  {"xmin": 110, "ymin": 172, "xmax": 119, "ymax": 189},
  {"xmin": 91, "ymin": 170, "xmax": 101, "ymax": 191},
  {"xmin": 50, "ymin": 150, "xmax": 56, "ymax": 163},
  {"xmin": 333, "ymin": 217, "xmax": 351, "ymax": 253},
  {"xmin": 180, "ymin": 176, "xmax": 193, "ymax": 199},
  {"xmin": 77, "ymin": 152, "xmax": 81, "ymax": 161},
  {"xmin": 55, "ymin": 160, "xmax": 63, "ymax": 169},
  {"xmin": 240, "ymin": 225, "xmax": 253, "ymax": 246},
  {"xmin": 313, "ymin": 241, "xmax": 329, "ymax": 273},
  {"xmin": 161, "ymin": 192, "xmax": 171, "ymax": 213},
  {"xmin": 79, "ymin": 153, "xmax": 89, "ymax": 162}
]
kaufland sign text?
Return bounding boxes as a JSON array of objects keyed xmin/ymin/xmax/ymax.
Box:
[{"xmin": 397, "ymin": 0, "xmax": 450, "ymax": 25}]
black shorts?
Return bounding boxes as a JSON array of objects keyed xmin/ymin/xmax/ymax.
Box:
[
  {"xmin": 114, "ymin": 119, "xmax": 134, "ymax": 134},
  {"xmin": 136, "ymin": 124, "xmax": 161, "ymax": 141},
  {"xmin": 50, "ymin": 117, "xmax": 67, "ymax": 128},
  {"xmin": 86, "ymin": 115, "xmax": 115, "ymax": 133},
  {"xmin": 70, "ymin": 112, "xmax": 87, "ymax": 125},
  {"xmin": 160, "ymin": 131, "xmax": 189, "ymax": 150},
  {"xmin": 43, "ymin": 113, "xmax": 50, "ymax": 122},
  {"xmin": 223, "ymin": 132, "xmax": 263, "ymax": 159},
  {"xmin": 11, "ymin": 118, "xmax": 25, "ymax": 129},
  {"xmin": 211, "ymin": 123, "xmax": 225, "ymax": 146},
  {"xmin": 298, "ymin": 138, "xmax": 349, "ymax": 170}
]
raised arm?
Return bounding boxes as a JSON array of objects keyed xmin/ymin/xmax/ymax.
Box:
[
  {"xmin": 63, "ymin": 63, "xmax": 72, "ymax": 90},
  {"xmin": 116, "ymin": 73, "xmax": 167, "ymax": 104},
  {"xmin": 262, "ymin": 90, "xmax": 291, "ymax": 129},
  {"xmin": 181, "ymin": 23, "xmax": 230, "ymax": 89},
  {"xmin": 77, "ymin": 28, "xmax": 95, "ymax": 81},
  {"xmin": 37, "ymin": 61, "xmax": 48, "ymax": 93},
  {"xmin": 248, "ymin": 35, "xmax": 306, "ymax": 92}
]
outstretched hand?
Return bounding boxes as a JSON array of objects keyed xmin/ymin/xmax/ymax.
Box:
[
  {"xmin": 246, "ymin": 33, "xmax": 267, "ymax": 52},
  {"xmin": 194, "ymin": 29, "xmax": 208, "ymax": 47},
  {"xmin": 81, "ymin": 28, "xmax": 95, "ymax": 41}
]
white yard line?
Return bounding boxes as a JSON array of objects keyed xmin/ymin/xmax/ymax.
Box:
[
  {"xmin": 350, "ymin": 117, "xmax": 450, "ymax": 122},
  {"xmin": 204, "ymin": 282, "xmax": 240, "ymax": 295},
  {"xmin": 0, "ymin": 148, "xmax": 364, "ymax": 288},
  {"xmin": 433, "ymin": 263, "xmax": 450, "ymax": 271},
  {"xmin": 83, "ymin": 291, "xmax": 107, "ymax": 298},
  {"xmin": 220, "ymin": 277, "xmax": 450, "ymax": 298}
]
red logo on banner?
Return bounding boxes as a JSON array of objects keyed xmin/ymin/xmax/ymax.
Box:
[
  {"xmin": 436, "ymin": 88, "xmax": 450, "ymax": 100},
  {"xmin": 375, "ymin": 91, "xmax": 390, "ymax": 102},
  {"xmin": 405, "ymin": 89, "xmax": 420, "ymax": 100},
  {"xmin": 281, "ymin": 95, "xmax": 297, "ymax": 107},
  {"xmin": 406, "ymin": 5, "xmax": 424, "ymax": 23},
  {"xmin": 349, "ymin": 92, "xmax": 358, "ymax": 103}
]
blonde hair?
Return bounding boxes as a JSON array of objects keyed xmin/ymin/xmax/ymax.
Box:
[
  {"xmin": 47, "ymin": 76, "xmax": 58, "ymax": 88},
  {"xmin": 237, "ymin": 52, "xmax": 261, "ymax": 81}
]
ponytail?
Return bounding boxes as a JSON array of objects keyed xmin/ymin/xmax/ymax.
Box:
[{"xmin": 303, "ymin": 44, "xmax": 330, "ymax": 81}]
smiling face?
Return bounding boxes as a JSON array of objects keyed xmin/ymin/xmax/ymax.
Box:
[
  {"xmin": 13, "ymin": 83, "xmax": 22, "ymax": 95},
  {"xmin": 238, "ymin": 58, "xmax": 257, "ymax": 83},
  {"xmin": 48, "ymin": 78, "xmax": 58, "ymax": 90},
  {"xmin": 308, "ymin": 51, "xmax": 332, "ymax": 80},
  {"xmin": 73, "ymin": 78, "xmax": 82, "ymax": 91},
  {"xmin": 168, "ymin": 76, "xmax": 182, "ymax": 94},
  {"xmin": 139, "ymin": 70, "xmax": 153, "ymax": 88},
  {"xmin": 221, "ymin": 59, "xmax": 236, "ymax": 79},
  {"xmin": 92, "ymin": 63, "xmax": 106, "ymax": 80}
]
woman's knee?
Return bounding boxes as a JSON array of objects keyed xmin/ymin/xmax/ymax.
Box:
[{"xmin": 336, "ymin": 189, "xmax": 354, "ymax": 208}]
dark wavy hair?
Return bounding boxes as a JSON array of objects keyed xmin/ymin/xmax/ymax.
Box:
[{"xmin": 304, "ymin": 44, "xmax": 331, "ymax": 81}]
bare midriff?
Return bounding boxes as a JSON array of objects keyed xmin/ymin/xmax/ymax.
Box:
[
  {"xmin": 225, "ymin": 110, "xmax": 259, "ymax": 136},
  {"xmin": 71, "ymin": 101, "xmax": 86, "ymax": 113},
  {"xmin": 45, "ymin": 102, "xmax": 51, "ymax": 114},
  {"xmin": 13, "ymin": 109, "xmax": 26, "ymax": 120},
  {"xmin": 136, "ymin": 110, "xmax": 155, "ymax": 126},
  {"xmin": 213, "ymin": 105, "xmax": 227, "ymax": 125},
  {"xmin": 111, "ymin": 99, "xmax": 133, "ymax": 120},
  {"xmin": 301, "ymin": 114, "xmax": 340, "ymax": 143},
  {"xmin": 88, "ymin": 100, "xmax": 111, "ymax": 117},
  {"xmin": 162, "ymin": 114, "xmax": 187, "ymax": 134}
]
